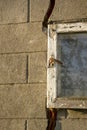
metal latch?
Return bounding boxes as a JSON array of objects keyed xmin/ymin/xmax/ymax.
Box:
[{"xmin": 48, "ymin": 57, "xmax": 63, "ymax": 67}]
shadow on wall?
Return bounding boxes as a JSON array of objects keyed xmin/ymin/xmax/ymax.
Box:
[
  {"xmin": 55, "ymin": 109, "xmax": 87, "ymax": 130},
  {"xmin": 67, "ymin": 109, "xmax": 87, "ymax": 118},
  {"xmin": 55, "ymin": 120, "xmax": 61, "ymax": 130}
]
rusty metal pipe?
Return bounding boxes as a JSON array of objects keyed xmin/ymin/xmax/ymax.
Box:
[
  {"xmin": 42, "ymin": 0, "xmax": 55, "ymax": 32},
  {"xmin": 46, "ymin": 108, "xmax": 57, "ymax": 130}
]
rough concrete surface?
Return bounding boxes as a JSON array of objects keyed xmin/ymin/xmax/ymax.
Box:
[
  {"xmin": 56, "ymin": 119, "xmax": 87, "ymax": 130},
  {"xmin": 29, "ymin": 52, "xmax": 47, "ymax": 83},
  {"xmin": 0, "ymin": 0, "xmax": 28, "ymax": 24},
  {"xmin": 0, "ymin": 23, "xmax": 47, "ymax": 54},
  {"xmin": 0, "ymin": 84, "xmax": 46, "ymax": 118},
  {"xmin": 0, "ymin": 119, "xmax": 25, "ymax": 130},
  {"xmin": 28, "ymin": 119, "xmax": 47, "ymax": 130},
  {"xmin": 30, "ymin": 0, "xmax": 87, "ymax": 22},
  {"xmin": 0, "ymin": 54, "xmax": 27, "ymax": 84}
]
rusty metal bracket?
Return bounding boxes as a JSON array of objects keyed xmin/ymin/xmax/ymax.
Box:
[
  {"xmin": 46, "ymin": 108, "xmax": 57, "ymax": 130},
  {"xmin": 49, "ymin": 57, "xmax": 63, "ymax": 67}
]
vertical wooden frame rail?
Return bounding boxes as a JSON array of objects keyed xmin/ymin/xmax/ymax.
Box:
[{"xmin": 47, "ymin": 22, "xmax": 87, "ymax": 109}]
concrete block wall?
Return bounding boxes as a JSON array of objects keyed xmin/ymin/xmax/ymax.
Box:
[{"xmin": 0, "ymin": 0, "xmax": 87, "ymax": 130}]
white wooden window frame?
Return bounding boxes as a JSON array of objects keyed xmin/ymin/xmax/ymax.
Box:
[{"xmin": 47, "ymin": 22, "xmax": 87, "ymax": 109}]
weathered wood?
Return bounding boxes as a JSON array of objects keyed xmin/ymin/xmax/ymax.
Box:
[
  {"xmin": 48, "ymin": 98, "xmax": 87, "ymax": 109},
  {"xmin": 57, "ymin": 22, "xmax": 87, "ymax": 33},
  {"xmin": 47, "ymin": 25, "xmax": 58, "ymax": 104}
]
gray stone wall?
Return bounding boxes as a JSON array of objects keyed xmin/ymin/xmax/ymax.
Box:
[{"xmin": 0, "ymin": 0, "xmax": 87, "ymax": 130}]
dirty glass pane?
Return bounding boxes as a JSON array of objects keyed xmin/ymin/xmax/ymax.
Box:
[{"xmin": 58, "ymin": 33, "xmax": 87, "ymax": 97}]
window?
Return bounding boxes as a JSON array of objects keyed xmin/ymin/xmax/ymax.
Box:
[{"xmin": 47, "ymin": 22, "xmax": 87, "ymax": 108}]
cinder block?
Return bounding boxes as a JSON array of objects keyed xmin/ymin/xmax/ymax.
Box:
[
  {"xmin": 56, "ymin": 119, "xmax": 87, "ymax": 130},
  {"xmin": 28, "ymin": 119, "xmax": 47, "ymax": 130},
  {"xmin": 30, "ymin": 0, "xmax": 49, "ymax": 22},
  {"xmin": 0, "ymin": 84, "xmax": 46, "ymax": 118},
  {"xmin": 0, "ymin": 0, "xmax": 28, "ymax": 24},
  {"xmin": 0, "ymin": 23, "xmax": 47, "ymax": 53},
  {"xmin": 52, "ymin": 0, "xmax": 87, "ymax": 21},
  {"xmin": 0, "ymin": 54, "xmax": 27, "ymax": 84},
  {"xmin": 30, "ymin": 0, "xmax": 87, "ymax": 22},
  {"xmin": 0, "ymin": 119, "xmax": 25, "ymax": 130},
  {"xmin": 29, "ymin": 52, "xmax": 47, "ymax": 83}
]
